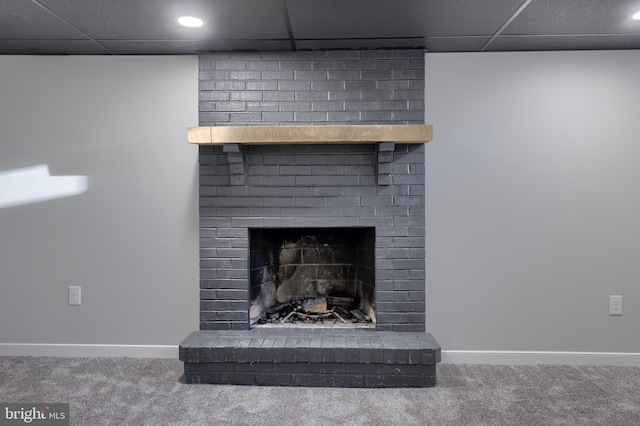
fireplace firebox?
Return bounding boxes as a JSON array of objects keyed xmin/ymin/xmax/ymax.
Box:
[{"xmin": 249, "ymin": 227, "xmax": 375, "ymax": 327}]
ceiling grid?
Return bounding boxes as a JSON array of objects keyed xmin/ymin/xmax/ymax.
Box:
[{"xmin": 0, "ymin": 0, "xmax": 639, "ymax": 54}]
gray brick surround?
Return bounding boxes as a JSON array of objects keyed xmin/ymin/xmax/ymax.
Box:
[
  {"xmin": 199, "ymin": 50, "xmax": 424, "ymax": 126},
  {"xmin": 200, "ymin": 142, "xmax": 426, "ymax": 331},
  {"xmin": 198, "ymin": 49, "xmax": 427, "ymax": 333},
  {"xmin": 184, "ymin": 49, "xmax": 439, "ymax": 387}
]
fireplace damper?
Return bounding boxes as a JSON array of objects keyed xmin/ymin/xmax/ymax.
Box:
[{"xmin": 249, "ymin": 227, "xmax": 375, "ymax": 327}]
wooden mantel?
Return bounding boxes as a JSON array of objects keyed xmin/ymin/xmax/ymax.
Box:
[{"xmin": 188, "ymin": 124, "xmax": 432, "ymax": 145}]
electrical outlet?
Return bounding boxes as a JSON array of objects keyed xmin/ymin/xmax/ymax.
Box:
[
  {"xmin": 68, "ymin": 286, "xmax": 81, "ymax": 306},
  {"xmin": 609, "ymin": 295, "xmax": 622, "ymax": 316}
]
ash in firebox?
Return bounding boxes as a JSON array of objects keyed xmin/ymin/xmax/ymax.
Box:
[{"xmin": 254, "ymin": 296, "xmax": 373, "ymax": 326}]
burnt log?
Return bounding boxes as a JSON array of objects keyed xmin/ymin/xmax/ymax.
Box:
[
  {"xmin": 303, "ymin": 297, "xmax": 328, "ymax": 314},
  {"xmin": 327, "ymin": 296, "xmax": 355, "ymax": 310},
  {"xmin": 350, "ymin": 309, "xmax": 366, "ymax": 322}
]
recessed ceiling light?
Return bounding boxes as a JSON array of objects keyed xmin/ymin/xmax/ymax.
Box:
[
  {"xmin": 632, "ymin": 11, "xmax": 640, "ymax": 20},
  {"xmin": 178, "ymin": 16, "xmax": 204, "ymax": 28}
]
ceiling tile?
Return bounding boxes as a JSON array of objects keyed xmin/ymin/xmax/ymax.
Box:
[
  {"xmin": 296, "ymin": 38, "xmax": 426, "ymax": 51},
  {"xmin": 419, "ymin": 0, "xmax": 532, "ymax": 36},
  {"xmin": 486, "ymin": 34, "xmax": 640, "ymax": 51},
  {"xmin": 0, "ymin": 40, "xmax": 111, "ymax": 55},
  {"xmin": 287, "ymin": 0, "xmax": 429, "ymax": 39},
  {"xmin": 101, "ymin": 39, "xmax": 292, "ymax": 55},
  {"xmin": 0, "ymin": 0, "xmax": 87, "ymax": 39},
  {"xmin": 504, "ymin": 0, "xmax": 640, "ymax": 35},
  {"xmin": 37, "ymin": 0, "xmax": 290, "ymax": 40},
  {"xmin": 424, "ymin": 37, "xmax": 491, "ymax": 52},
  {"xmin": 287, "ymin": 0, "xmax": 528, "ymax": 39}
]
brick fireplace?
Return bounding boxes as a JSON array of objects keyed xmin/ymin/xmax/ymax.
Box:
[{"xmin": 179, "ymin": 49, "xmax": 440, "ymax": 387}]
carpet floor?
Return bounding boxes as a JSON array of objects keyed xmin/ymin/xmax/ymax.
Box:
[{"xmin": 1, "ymin": 357, "xmax": 639, "ymax": 425}]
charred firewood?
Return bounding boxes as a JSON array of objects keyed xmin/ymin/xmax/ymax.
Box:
[
  {"xmin": 350, "ymin": 309, "xmax": 366, "ymax": 322},
  {"xmin": 332, "ymin": 311, "xmax": 347, "ymax": 324},
  {"xmin": 327, "ymin": 296, "xmax": 355, "ymax": 310},
  {"xmin": 266, "ymin": 301, "xmax": 293, "ymax": 315},
  {"xmin": 302, "ymin": 297, "xmax": 328, "ymax": 313},
  {"xmin": 279, "ymin": 311, "xmax": 296, "ymax": 323}
]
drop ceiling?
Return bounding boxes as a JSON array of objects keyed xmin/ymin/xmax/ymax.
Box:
[{"xmin": 1, "ymin": 0, "xmax": 640, "ymax": 55}]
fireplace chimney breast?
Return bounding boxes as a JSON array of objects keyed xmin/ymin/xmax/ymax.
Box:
[{"xmin": 180, "ymin": 49, "xmax": 440, "ymax": 387}]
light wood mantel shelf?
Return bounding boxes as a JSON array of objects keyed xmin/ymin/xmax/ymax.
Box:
[{"xmin": 188, "ymin": 124, "xmax": 432, "ymax": 145}]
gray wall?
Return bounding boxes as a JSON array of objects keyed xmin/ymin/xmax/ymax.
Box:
[
  {"xmin": 0, "ymin": 56, "xmax": 199, "ymax": 347},
  {"xmin": 2, "ymin": 50, "xmax": 639, "ymax": 357},
  {"xmin": 425, "ymin": 51, "xmax": 640, "ymax": 353}
]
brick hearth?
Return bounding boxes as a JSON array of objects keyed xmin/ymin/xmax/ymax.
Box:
[{"xmin": 181, "ymin": 329, "xmax": 439, "ymax": 387}]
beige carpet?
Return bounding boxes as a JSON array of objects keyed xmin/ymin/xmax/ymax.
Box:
[{"xmin": 1, "ymin": 357, "xmax": 639, "ymax": 425}]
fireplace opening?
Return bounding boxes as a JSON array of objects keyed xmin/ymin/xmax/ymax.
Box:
[{"xmin": 249, "ymin": 227, "xmax": 375, "ymax": 328}]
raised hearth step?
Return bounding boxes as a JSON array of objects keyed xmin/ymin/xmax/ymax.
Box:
[{"xmin": 179, "ymin": 329, "xmax": 440, "ymax": 387}]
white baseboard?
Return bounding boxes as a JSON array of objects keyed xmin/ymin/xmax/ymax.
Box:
[
  {"xmin": 442, "ymin": 350, "xmax": 640, "ymax": 366},
  {"xmin": 2, "ymin": 345, "xmax": 639, "ymax": 365},
  {"xmin": 0, "ymin": 343, "xmax": 178, "ymax": 358}
]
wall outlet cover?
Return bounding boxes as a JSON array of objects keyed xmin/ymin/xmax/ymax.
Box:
[
  {"xmin": 609, "ymin": 295, "xmax": 622, "ymax": 316},
  {"xmin": 69, "ymin": 286, "xmax": 81, "ymax": 306}
]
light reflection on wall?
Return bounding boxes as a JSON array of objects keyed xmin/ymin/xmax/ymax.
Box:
[{"xmin": 0, "ymin": 165, "xmax": 88, "ymax": 209}]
